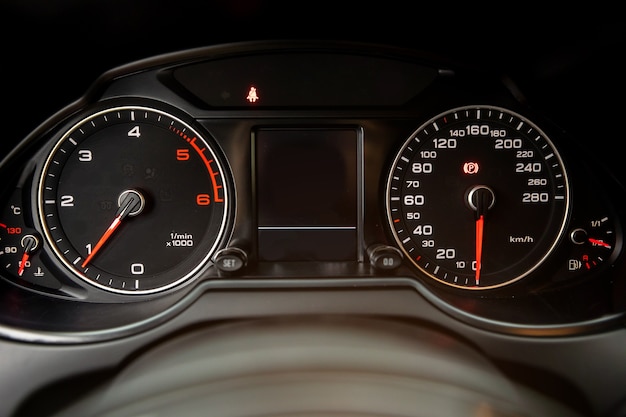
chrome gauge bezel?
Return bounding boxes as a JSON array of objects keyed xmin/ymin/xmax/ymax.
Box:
[
  {"xmin": 36, "ymin": 104, "xmax": 232, "ymax": 295},
  {"xmin": 386, "ymin": 105, "xmax": 571, "ymax": 290}
]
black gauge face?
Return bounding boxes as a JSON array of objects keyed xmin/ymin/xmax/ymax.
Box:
[
  {"xmin": 38, "ymin": 105, "xmax": 230, "ymax": 294},
  {"xmin": 386, "ymin": 105, "xmax": 570, "ymax": 289}
]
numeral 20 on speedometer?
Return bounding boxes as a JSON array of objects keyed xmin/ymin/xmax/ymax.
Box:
[{"xmin": 386, "ymin": 105, "xmax": 570, "ymax": 289}]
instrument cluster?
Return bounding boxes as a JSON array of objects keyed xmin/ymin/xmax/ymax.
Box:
[{"xmin": 1, "ymin": 41, "xmax": 625, "ymax": 343}]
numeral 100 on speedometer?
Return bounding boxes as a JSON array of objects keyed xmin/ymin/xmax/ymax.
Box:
[{"xmin": 386, "ymin": 105, "xmax": 570, "ymax": 289}]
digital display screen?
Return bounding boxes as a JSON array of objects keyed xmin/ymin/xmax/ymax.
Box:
[{"xmin": 255, "ymin": 128, "xmax": 360, "ymax": 261}]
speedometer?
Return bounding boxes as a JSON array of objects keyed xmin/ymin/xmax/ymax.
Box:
[{"xmin": 386, "ymin": 105, "xmax": 570, "ymax": 289}]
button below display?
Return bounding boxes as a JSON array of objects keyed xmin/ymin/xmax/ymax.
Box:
[
  {"xmin": 368, "ymin": 244, "xmax": 403, "ymax": 271},
  {"xmin": 214, "ymin": 248, "xmax": 248, "ymax": 273}
]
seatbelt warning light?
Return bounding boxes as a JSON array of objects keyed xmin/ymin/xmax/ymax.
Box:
[{"xmin": 246, "ymin": 86, "xmax": 259, "ymax": 103}]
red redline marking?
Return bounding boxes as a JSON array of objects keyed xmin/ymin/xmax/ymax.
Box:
[
  {"xmin": 0, "ymin": 223, "xmax": 6, "ymax": 228},
  {"xmin": 393, "ymin": 219, "xmax": 400, "ymax": 223},
  {"xmin": 170, "ymin": 127, "xmax": 224, "ymax": 203}
]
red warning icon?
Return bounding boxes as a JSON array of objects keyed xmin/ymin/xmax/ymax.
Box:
[
  {"xmin": 246, "ymin": 86, "xmax": 259, "ymax": 103},
  {"xmin": 463, "ymin": 161, "xmax": 480, "ymax": 175}
]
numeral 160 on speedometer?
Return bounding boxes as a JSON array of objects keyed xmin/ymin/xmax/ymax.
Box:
[{"xmin": 386, "ymin": 105, "xmax": 570, "ymax": 289}]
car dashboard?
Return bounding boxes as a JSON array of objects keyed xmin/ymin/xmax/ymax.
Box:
[{"xmin": 1, "ymin": 41, "xmax": 626, "ymax": 417}]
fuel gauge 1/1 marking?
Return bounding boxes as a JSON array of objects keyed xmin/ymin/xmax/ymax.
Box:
[{"xmin": 568, "ymin": 216, "xmax": 616, "ymax": 272}]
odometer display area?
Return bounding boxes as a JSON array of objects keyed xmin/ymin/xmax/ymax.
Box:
[
  {"xmin": 386, "ymin": 105, "xmax": 570, "ymax": 289},
  {"xmin": 38, "ymin": 105, "xmax": 230, "ymax": 295}
]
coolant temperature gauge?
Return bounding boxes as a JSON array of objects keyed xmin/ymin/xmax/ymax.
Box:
[
  {"xmin": 0, "ymin": 191, "xmax": 59, "ymax": 291},
  {"xmin": 0, "ymin": 200, "xmax": 36, "ymax": 277},
  {"xmin": 568, "ymin": 216, "xmax": 617, "ymax": 272},
  {"xmin": 0, "ymin": 225, "xmax": 40, "ymax": 277}
]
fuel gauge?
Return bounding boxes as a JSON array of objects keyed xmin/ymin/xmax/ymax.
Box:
[{"xmin": 568, "ymin": 216, "xmax": 617, "ymax": 272}]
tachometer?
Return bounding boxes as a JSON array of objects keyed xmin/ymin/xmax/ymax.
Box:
[
  {"xmin": 386, "ymin": 105, "xmax": 570, "ymax": 289},
  {"xmin": 37, "ymin": 105, "xmax": 231, "ymax": 294}
]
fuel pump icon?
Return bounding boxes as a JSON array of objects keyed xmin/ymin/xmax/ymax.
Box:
[{"xmin": 568, "ymin": 259, "xmax": 582, "ymax": 271}]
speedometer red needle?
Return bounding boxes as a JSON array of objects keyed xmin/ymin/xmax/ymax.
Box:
[
  {"xmin": 475, "ymin": 214, "xmax": 484, "ymax": 285},
  {"xmin": 468, "ymin": 185, "xmax": 495, "ymax": 286}
]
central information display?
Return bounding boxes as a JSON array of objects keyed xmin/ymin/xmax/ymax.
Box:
[{"xmin": 255, "ymin": 128, "xmax": 360, "ymax": 261}]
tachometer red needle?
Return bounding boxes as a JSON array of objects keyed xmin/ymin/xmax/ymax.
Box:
[
  {"xmin": 475, "ymin": 214, "xmax": 484, "ymax": 285},
  {"xmin": 81, "ymin": 215, "xmax": 122, "ymax": 268},
  {"xmin": 81, "ymin": 189, "xmax": 145, "ymax": 268}
]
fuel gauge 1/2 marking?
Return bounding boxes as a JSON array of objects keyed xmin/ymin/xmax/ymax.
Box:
[{"xmin": 568, "ymin": 216, "xmax": 616, "ymax": 271}]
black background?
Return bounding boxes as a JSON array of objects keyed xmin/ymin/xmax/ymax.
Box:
[
  {"xmin": 0, "ymin": 4, "xmax": 625, "ymax": 416},
  {"xmin": 1, "ymin": 1, "xmax": 624, "ymax": 178}
]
